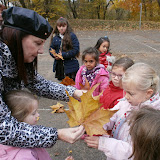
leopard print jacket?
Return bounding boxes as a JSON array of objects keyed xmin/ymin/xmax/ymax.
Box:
[{"xmin": 0, "ymin": 41, "xmax": 76, "ymax": 148}]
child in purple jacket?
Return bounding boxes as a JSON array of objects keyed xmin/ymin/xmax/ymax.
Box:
[{"xmin": 75, "ymin": 47, "xmax": 109, "ymax": 96}]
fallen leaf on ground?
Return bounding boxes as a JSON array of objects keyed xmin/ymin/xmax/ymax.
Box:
[
  {"xmin": 65, "ymin": 84, "xmax": 117, "ymax": 136},
  {"xmin": 60, "ymin": 76, "xmax": 75, "ymax": 86},
  {"xmin": 50, "ymin": 102, "xmax": 65, "ymax": 113},
  {"xmin": 50, "ymin": 48, "xmax": 64, "ymax": 60},
  {"xmin": 54, "ymin": 152, "xmax": 60, "ymax": 156},
  {"xmin": 69, "ymin": 150, "xmax": 72, "ymax": 153}
]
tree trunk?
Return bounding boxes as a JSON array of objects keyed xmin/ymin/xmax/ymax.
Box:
[
  {"xmin": 44, "ymin": 0, "xmax": 49, "ymax": 18},
  {"xmin": 142, "ymin": 0, "xmax": 147, "ymax": 20},
  {"xmin": 68, "ymin": 0, "xmax": 78, "ymax": 19},
  {"xmin": 96, "ymin": 5, "xmax": 100, "ymax": 19},
  {"xmin": 19, "ymin": 0, "xmax": 26, "ymax": 8},
  {"xmin": 103, "ymin": 2, "xmax": 110, "ymax": 20},
  {"xmin": 157, "ymin": 0, "xmax": 160, "ymax": 15},
  {"xmin": 149, "ymin": 0, "xmax": 153, "ymax": 19}
]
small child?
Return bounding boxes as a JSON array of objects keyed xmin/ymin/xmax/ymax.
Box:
[
  {"xmin": 0, "ymin": 90, "xmax": 52, "ymax": 160},
  {"xmin": 84, "ymin": 63, "xmax": 160, "ymax": 160},
  {"xmin": 95, "ymin": 36, "xmax": 115, "ymax": 72},
  {"xmin": 100, "ymin": 56, "xmax": 134, "ymax": 109},
  {"xmin": 129, "ymin": 106, "xmax": 160, "ymax": 160},
  {"xmin": 49, "ymin": 17, "xmax": 79, "ymax": 81},
  {"xmin": 75, "ymin": 47, "xmax": 109, "ymax": 96}
]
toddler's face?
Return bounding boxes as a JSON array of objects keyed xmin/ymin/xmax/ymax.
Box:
[
  {"xmin": 23, "ymin": 100, "xmax": 40, "ymax": 125},
  {"xmin": 99, "ymin": 41, "xmax": 109, "ymax": 53},
  {"xmin": 57, "ymin": 24, "xmax": 67, "ymax": 35},
  {"xmin": 83, "ymin": 54, "xmax": 97, "ymax": 70},
  {"xmin": 111, "ymin": 66, "xmax": 125, "ymax": 88},
  {"xmin": 123, "ymin": 82, "xmax": 149, "ymax": 106}
]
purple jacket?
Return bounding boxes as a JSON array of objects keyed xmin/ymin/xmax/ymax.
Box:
[
  {"xmin": 0, "ymin": 144, "xmax": 52, "ymax": 160},
  {"xmin": 75, "ymin": 65, "xmax": 109, "ymax": 96}
]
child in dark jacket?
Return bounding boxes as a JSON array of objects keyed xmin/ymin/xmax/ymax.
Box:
[
  {"xmin": 100, "ymin": 56, "xmax": 134, "ymax": 109},
  {"xmin": 95, "ymin": 36, "xmax": 115, "ymax": 72},
  {"xmin": 49, "ymin": 17, "xmax": 79, "ymax": 80},
  {"xmin": 75, "ymin": 47, "xmax": 109, "ymax": 96}
]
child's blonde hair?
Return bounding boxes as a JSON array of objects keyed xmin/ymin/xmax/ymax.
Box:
[
  {"xmin": 4, "ymin": 90, "xmax": 38, "ymax": 122},
  {"xmin": 122, "ymin": 63, "xmax": 159, "ymax": 94}
]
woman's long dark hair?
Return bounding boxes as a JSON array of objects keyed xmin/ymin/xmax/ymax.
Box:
[{"xmin": 1, "ymin": 27, "xmax": 37, "ymax": 84}]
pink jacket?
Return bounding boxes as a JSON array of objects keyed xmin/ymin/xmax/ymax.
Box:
[
  {"xmin": 0, "ymin": 144, "xmax": 52, "ymax": 160},
  {"xmin": 98, "ymin": 92, "xmax": 160, "ymax": 160},
  {"xmin": 75, "ymin": 65, "xmax": 109, "ymax": 96}
]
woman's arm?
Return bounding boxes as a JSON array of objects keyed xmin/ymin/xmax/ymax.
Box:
[{"xmin": 26, "ymin": 73, "xmax": 76, "ymax": 101}]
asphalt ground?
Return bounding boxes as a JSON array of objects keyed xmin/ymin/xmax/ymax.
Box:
[{"xmin": 37, "ymin": 30, "xmax": 160, "ymax": 160}]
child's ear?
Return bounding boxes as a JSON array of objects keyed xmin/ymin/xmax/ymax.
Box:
[{"xmin": 146, "ymin": 89, "xmax": 154, "ymax": 99}]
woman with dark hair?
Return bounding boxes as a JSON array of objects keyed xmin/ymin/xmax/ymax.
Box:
[{"xmin": 0, "ymin": 7, "xmax": 84, "ymax": 148}]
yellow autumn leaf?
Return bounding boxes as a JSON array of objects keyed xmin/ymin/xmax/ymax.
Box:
[
  {"xmin": 37, "ymin": 117, "xmax": 40, "ymax": 121},
  {"xmin": 50, "ymin": 102, "xmax": 64, "ymax": 113},
  {"xmin": 50, "ymin": 48, "xmax": 64, "ymax": 60},
  {"xmin": 65, "ymin": 84, "xmax": 117, "ymax": 136}
]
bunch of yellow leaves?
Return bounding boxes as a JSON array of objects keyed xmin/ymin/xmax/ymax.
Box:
[
  {"xmin": 50, "ymin": 48, "xmax": 64, "ymax": 60},
  {"xmin": 60, "ymin": 76, "xmax": 75, "ymax": 86},
  {"xmin": 50, "ymin": 102, "xmax": 65, "ymax": 113},
  {"xmin": 65, "ymin": 84, "xmax": 117, "ymax": 136}
]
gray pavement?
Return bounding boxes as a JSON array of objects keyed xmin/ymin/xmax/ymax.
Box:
[{"xmin": 37, "ymin": 30, "xmax": 160, "ymax": 160}]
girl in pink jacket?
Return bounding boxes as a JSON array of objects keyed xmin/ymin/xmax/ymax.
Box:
[
  {"xmin": 84, "ymin": 63, "xmax": 160, "ymax": 160},
  {"xmin": 75, "ymin": 47, "xmax": 109, "ymax": 96},
  {"xmin": 0, "ymin": 90, "xmax": 52, "ymax": 160}
]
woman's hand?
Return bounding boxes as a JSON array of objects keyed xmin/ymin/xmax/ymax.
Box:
[
  {"xmin": 58, "ymin": 125, "xmax": 85, "ymax": 143},
  {"xmin": 73, "ymin": 89, "xmax": 87, "ymax": 101},
  {"xmin": 84, "ymin": 136, "xmax": 99, "ymax": 149}
]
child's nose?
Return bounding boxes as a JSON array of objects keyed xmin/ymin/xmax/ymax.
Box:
[{"xmin": 38, "ymin": 46, "xmax": 44, "ymax": 54}]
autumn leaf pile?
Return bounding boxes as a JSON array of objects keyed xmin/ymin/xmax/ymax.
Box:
[{"xmin": 65, "ymin": 84, "xmax": 117, "ymax": 136}]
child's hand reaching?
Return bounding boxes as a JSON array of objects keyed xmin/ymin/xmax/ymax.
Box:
[{"xmin": 84, "ymin": 136, "xmax": 99, "ymax": 149}]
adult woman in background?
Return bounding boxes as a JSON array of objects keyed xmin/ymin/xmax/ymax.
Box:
[{"xmin": 0, "ymin": 7, "xmax": 84, "ymax": 148}]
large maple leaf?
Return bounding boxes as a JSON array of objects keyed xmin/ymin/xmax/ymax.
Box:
[{"xmin": 65, "ymin": 84, "xmax": 117, "ymax": 136}]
